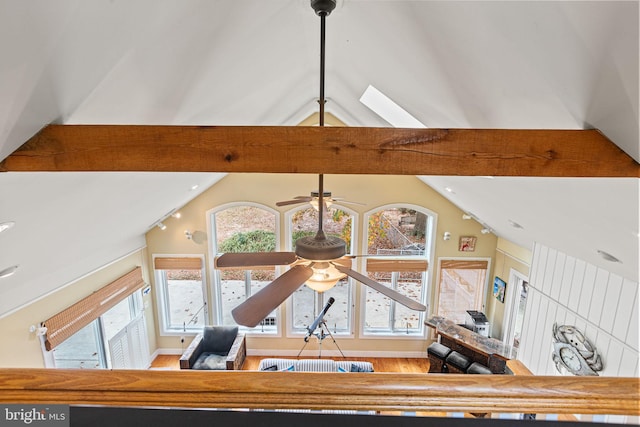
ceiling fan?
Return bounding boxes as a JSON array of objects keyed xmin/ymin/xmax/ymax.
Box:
[
  {"xmin": 213, "ymin": 0, "xmax": 427, "ymax": 328},
  {"xmin": 276, "ymin": 190, "xmax": 365, "ymax": 213}
]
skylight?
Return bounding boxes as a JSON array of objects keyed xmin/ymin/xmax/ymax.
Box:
[{"xmin": 359, "ymin": 85, "xmax": 426, "ymax": 128}]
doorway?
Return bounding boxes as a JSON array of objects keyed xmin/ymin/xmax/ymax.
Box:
[{"xmin": 502, "ymin": 269, "xmax": 529, "ymax": 354}]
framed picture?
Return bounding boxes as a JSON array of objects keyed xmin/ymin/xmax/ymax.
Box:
[
  {"xmin": 493, "ymin": 276, "xmax": 506, "ymax": 303},
  {"xmin": 458, "ymin": 236, "xmax": 476, "ymax": 252}
]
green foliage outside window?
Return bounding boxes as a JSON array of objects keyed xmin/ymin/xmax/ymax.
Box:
[{"xmin": 219, "ymin": 229, "xmax": 276, "ymax": 253}]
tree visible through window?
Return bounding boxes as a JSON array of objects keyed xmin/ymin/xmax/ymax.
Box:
[
  {"xmin": 289, "ymin": 206, "xmax": 354, "ymax": 335},
  {"xmin": 213, "ymin": 205, "xmax": 277, "ymax": 331},
  {"xmin": 363, "ymin": 207, "xmax": 432, "ymax": 335}
]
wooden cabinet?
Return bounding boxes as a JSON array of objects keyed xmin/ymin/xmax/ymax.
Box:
[{"xmin": 426, "ymin": 316, "xmax": 515, "ymax": 374}]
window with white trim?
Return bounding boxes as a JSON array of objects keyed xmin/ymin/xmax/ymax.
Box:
[
  {"xmin": 52, "ymin": 320, "xmax": 105, "ymax": 369},
  {"xmin": 362, "ymin": 206, "xmax": 433, "ymax": 335},
  {"xmin": 288, "ymin": 205, "xmax": 356, "ymax": 336},
  {"xmin": 211, "ymin": 204, "xmax": 278, "ymax": 333},
  {"xmin": 435, "ymin": 259, "xmax": 490, "ymax": 325},
  {"xmin": 154, "ymin": 256, "xmax": 208, "ymax": 334},
  {"xmin": 51, "ymin": 290, "xmax": 144, "ymax": 369}
]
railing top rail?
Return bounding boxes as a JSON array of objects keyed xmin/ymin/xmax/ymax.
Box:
[{"xmin": 0, "ymin": 368, "xmax": 637, "ymax": 415}]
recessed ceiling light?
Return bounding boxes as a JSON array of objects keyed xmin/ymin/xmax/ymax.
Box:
[
  {"xmin": 190, "ymin": 184, "xmax": 199, "ymax": 191},
  {"xmin": 0, "ymin": 265, "xmax": 18, "ymax": 279},
  {"xmin": 0, "ymin": 221, "xmax": 15, "ymax": 234},
  {"xmin": 597, "ymin": 250, "xmax": 621, "ymax": 263},
  {"xmin": 445, "ymin": 187, "xmax": 455, "ymax": 194},
  {"xmin": 508, "ymin": 220, "xmax": 524, "ymax": 229}
]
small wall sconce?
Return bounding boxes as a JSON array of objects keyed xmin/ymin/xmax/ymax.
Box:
[
  {"xmin": 481, "ymin": 228, "xmax": 491, "ymax": 234},
  {"xmin": 184, "ymin": 230, "xmax": 193, "ymax": 240},
  {"xmin": 443, "ymin": 231, "xmax": 451, "ymax": 241}
]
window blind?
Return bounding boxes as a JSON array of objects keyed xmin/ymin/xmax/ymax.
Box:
[
  {"xmin": 42, "ymin": 267, "xmax": 145, "ymax": 351},
  {"xmin": 366, "ymin": 258, "xmax": 428, "ymax": 272},
  {"xmin": 153, "ymin": 257, "xmax": 202, "ymax": 270},
  {"xmin": 439, "ymin": 260, "xmax": 488, "ymax": 270}
]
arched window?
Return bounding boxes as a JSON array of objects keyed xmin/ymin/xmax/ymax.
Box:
[
  {"xmin": 210, "ymin": 203, "xmax": 279, "ymax": 333},
  {"xmin": 362, "ymin": 205, "xmax": 435, "ymax": 336},
  {"xmin": 286, "ymin": 204, "xmax": 357, "ymax": 337}
]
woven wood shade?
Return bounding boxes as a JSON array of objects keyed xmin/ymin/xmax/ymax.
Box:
[
  {"xmin": 154, "ymin": 257, "xmax": 202, "ymax": 270},
  {"xmin": 440, "ymin": 260, "xmax": 489, "ymax": 270},
  {"xmin": 366, "ymin": 258, "xmax": 428, "ymax": 272},
  {"xmin": 42, "ymin": 267, "xmax": 145, "ymax": 351}
]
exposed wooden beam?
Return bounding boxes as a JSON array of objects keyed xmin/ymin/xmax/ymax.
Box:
[
  {"xmin": 1, "ymin": 124, "xmax": 638, "ymax": 177},
  {"xmin": 0, "ymin": 368, "xmax": 638, "ymax": 415}
]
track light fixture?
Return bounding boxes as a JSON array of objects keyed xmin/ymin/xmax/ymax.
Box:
[{"xmin": 157, "ymin": 222, "xmax": 167, "ymax": 231}]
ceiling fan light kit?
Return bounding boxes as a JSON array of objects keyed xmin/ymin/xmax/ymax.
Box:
[{"xmin": 306, "ymin": 262, "xmax": 345, "ymax": 293}]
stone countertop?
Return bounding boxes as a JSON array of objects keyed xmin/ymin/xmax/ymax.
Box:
[{"xmin": 426, "ymin": 316, "xmax": 516, "ymax": 360}]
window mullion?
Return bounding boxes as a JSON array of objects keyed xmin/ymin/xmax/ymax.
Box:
[
  {"xmin": 390, "ymin": 271, "xmax": 398, "ymax": 331},
  {"xmin": 244, "ymin": 270, "xmax": 252, "ymax": 297},
  {"xmin": 161, "ymin": 272, "xmax": 172, "ymax": 331},
  {"xmin": 94, "ymin": 319, "xmax": 107, "ymax": 368}
]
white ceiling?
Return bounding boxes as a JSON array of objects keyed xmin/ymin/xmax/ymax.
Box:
[{"xmin": 0, "ymin": 1, "xmax": 637, "ymax": 318}]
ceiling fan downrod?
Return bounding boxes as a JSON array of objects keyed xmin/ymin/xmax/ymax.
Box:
[
  {"xmin": 293, "ymin": 0, "xmax": 346, "ymax": 262},
  {"xmin": 312, "ymin": 0, "xmax": 335, "ymax": 232},
  {"xmin": 312, "ymin": 0, "xmax": 335, "ymax": 127}
]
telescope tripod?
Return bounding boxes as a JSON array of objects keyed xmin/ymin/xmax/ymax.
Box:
[{"xmin": 297, "ymin": 320, "xmax": 345, "ymax": 359}]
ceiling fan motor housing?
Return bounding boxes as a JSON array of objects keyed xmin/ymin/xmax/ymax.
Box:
[
  {"xmin": 311, "ymin": 0, "xmax": 337, "ymax": 16},
  {"xmin": 295, "ymin": 230, "xmax": 346, "ymax": 261}
]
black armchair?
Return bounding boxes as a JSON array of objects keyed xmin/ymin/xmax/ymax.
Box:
[{"xmin": 179, "ymin": 326, "xmax": 246, "ymax": 370}]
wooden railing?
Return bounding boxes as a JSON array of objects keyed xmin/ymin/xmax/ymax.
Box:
[{"xmin": 0, "ymin": 367, "xmax": 637, "ymax": 416}]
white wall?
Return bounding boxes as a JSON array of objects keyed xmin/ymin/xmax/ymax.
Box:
[{"xmin": 519, "ymin": 243, "xmax": 639, "ymax": 377}]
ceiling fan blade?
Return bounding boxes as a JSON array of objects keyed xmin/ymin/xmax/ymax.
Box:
[
  {"xmin": 276, "ymin": 199, "xmax": 311, "ymax": 207},
  {"xmin": 333, "ymin": 264, "xmax": 426, "ymax": 311},
  {"xmin": 231, "ymin": 265, "xmax": 313, "ymax": 327},
  {"xmin": 215, "ymin": 252, "xmax": 297, "ymax": 269}
]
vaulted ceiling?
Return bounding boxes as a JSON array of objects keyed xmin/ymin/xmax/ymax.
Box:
[{"xmin": 0, "ymin": 1, "xmax": 637, "ymax": 318}]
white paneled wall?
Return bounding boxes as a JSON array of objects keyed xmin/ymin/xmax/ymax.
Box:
[{"xmin": 519, "ymin": 243, "xmax": 639, "ymax": 377}]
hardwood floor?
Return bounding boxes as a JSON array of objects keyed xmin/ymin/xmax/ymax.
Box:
[
  {"xmin": 149, "ymin": 355, "xmax": 445, "ymax": 417},
  {"xmin": 150, "ymin": 354, "xmax": 430, "ymax": 373}
]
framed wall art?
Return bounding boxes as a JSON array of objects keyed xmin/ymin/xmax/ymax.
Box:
[
  {"xmin": 458, "ymin": 236, "xmax": 476, "ymax": 252},
  {"xmin": 493, "ymin": 276, "xmax": 506, "ymax": 303}
]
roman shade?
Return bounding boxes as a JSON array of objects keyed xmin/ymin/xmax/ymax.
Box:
[
  {"xmin": 42, "ymin": 267, "xmax": 145, "ymax": 351},
  {"xmin": 366, "ymin": 258, "xmax": 428, "ymax": 272},
  {"xmin": 439, "ymin": 260, "xmax": 489, "ymax": 270},
  {"xmin": 153, "ymin": 257, "xmax": 202, "ymax": 270}
]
